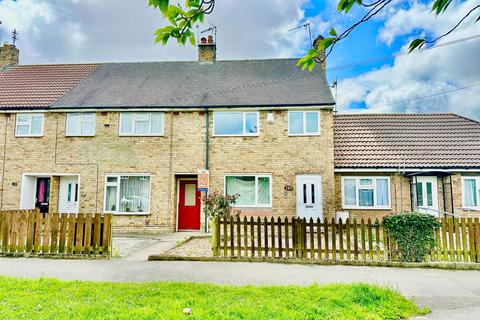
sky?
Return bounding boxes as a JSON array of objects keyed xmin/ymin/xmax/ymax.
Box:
[{"xmin": 0, "ymin": 0, "xmax": 479, "ymax": 120}]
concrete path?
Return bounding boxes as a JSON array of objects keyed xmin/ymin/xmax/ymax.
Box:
[
  {"xmin": 0, "ymin": 259, "xmax": 478, "ymax": 319},
  {"xmin": 115, "ymin": 232, "xmax": 203, "ymax": 261}
]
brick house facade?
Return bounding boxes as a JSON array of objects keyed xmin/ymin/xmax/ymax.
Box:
[{"xmin": 1, "ymin": 42, "xmax": 480, "ymax": 233}]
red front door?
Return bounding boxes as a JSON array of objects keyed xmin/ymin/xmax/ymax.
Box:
[{"xmin": 178, "ymin": 180, "xmax": 201, "ymax": 230}]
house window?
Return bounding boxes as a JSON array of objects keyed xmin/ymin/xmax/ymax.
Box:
[
  {"xmin": 288, "ymin": 111, "xmax": 320, "ymax": 135},
  {"xmin": 15, "ymin": 114, "xmax": 44, "ymax": 137},
  {"xmin": 462, "ymin": 177, "xmax": 480, "ymax": 209},
  {"xmin": 225, "ymin": 175, "xmax": 271, "ymax": 207},
  {"xmin": 342, "ymin": 176, "xmax": 390, "ymax": 209},
  {"xmin": 119, "ymin": 112, "xmax": 164, "ymax": 136},
  {"xmin": 104, "ymin": 175, "xmax": 151, "ymax": 214},
  {"xmin": 66, "ymin": 113, "xmax": 95, "ymax": 136},
  {"xmin": 213, "ymin": 112, "xmax": 259, "ymax": 136}
]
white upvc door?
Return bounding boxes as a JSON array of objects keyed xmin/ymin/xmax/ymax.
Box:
[
  {"xmin": 296, "ymin": 175, "xmax": 323, "ymax": 220},
  {"xmin": 416, "ymin": 176, "xmax": 438, "ymax": 213},
  {"xmin": 58, "ymin": 176, "xmax": 79, "ymax": 214}
]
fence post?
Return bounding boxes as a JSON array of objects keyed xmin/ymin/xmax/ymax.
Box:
[
  {"xmin": 211, "ymin": 218, "xmax": 220, "ymax": 256},
  {"xmin": 295, "ymin": 219, "xmax": 304, "ymax": 259}
]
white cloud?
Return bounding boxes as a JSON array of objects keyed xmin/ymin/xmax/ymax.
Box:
[
  {"xmin": 337, "ymin": 1, "xmax": 480, "ymax": 120},
  {"xmin": 0, "ymin": 0, "xmax": 317, "ymax": 64}
]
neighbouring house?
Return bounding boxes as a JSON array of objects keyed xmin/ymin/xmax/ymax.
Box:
[
  {"xmin": 0, "ymin": 39, "xmax": 479, "ymax": 233},
  {"xmin": 334, "ymin": 113, "xmax": 480, "ymax": 219}
]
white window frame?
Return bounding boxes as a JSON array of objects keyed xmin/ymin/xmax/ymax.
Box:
[
  {"xmin": 461, "ymin": 176, "xmax": 480, "ymax": 210},
  {"xmin": 103, "ymin": 174, "xmax": 152, "ymax": 215},
  {"xmin": 66, "ymin": 113, "xmax": 96, "ymax": 137},
  {"xmin": 341, "ymin": 176, "xmax": 391, "ymax": 210},
  {"xmin": 213, "ymin": 111, "xmax": 260, "ymax": 136},
  {"xmin": 288, "ymin": 111, "xmax": 321, "ymax": 136},
  {"xmin": 15, "ymin": 113, "xmax": 44, "ymax": 137},
  {"xmin": 224, "ymin": 174, "xmax": 272, "ymax": 208},
  {"xmin": 119, "ymin": 112, "xmax": 165, "ymax": 136}
]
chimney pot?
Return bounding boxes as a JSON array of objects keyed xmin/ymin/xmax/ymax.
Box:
[
  {"xmin": 200, "ymin": 37, "xmax": 207, "ymax": 44},
  {"xmin": 207, "ymin": 35, "xmax": 214, "ymax": 44}
]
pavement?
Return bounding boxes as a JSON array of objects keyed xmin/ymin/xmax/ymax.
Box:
[{"xmin": 0, "ymin": 233, "xmax": 479, "ymax": 319}]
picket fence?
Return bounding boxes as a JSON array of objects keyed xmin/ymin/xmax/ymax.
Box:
[
  {"xmin": 211, "ymin": 216, "xmax": 480, "ymax": 263},
  {"xmin": 0, "ymin": 210, "xmax": 112, "ymax": 257}
]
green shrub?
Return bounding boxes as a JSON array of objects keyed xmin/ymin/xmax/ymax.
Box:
[
  {"xmin": 202, "ymin": 191, "xmax": 240, "ymax": 220},
  {"xmin": 383, "ymin": 212, "xmax": 440, "ymax": 262}
]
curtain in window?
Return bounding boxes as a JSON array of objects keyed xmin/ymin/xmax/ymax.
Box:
[
  {"xmin": 464, "ymin": 179, "xmax": 477, "ymax": 207},
  {"xmin": 120, "ymin": 114, "xmax": 133, "ymax": 134},
  {"xmin": 343, "ymin": 179, "xmax": 356, "ymax": 206},
  {"xmin": 226, "ymin": 176, "xmax": 255, "ymax": 206},
  {"xmin": 257, "ymin": 177, "xmax": 270, "ymax": 205},
  {"xmin": 31, "ymin": 115, "xmax": 43, "ymax": 134},
  {"xmin": 119, "ymin": 176, "xmax": 150, "ymax": 212},
  {"xmin": 376, "ymin": 179, "xmax": 389, "ymax": 206},
  {"xmin": 151, "ymin": 113, "xmax": 163, "ymax": 134},
  {"xmin": 417, "ymin": 183, "xmax": 424, "ymax": 207},
  {"xmin": 105, "ymin": 186, "xmax": 117, "ymax": 211},
  {"xmin": 359, "ymin": 189, "xmax": 374, "ymax": 206},
  {"xmin": 426, "ymin": 182, "xmax": 433, "ymax": 206}
]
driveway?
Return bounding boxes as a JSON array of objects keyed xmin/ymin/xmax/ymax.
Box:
[{"xmin": 0, "ymin": 258, "xmax": 478, "ymax": 319}]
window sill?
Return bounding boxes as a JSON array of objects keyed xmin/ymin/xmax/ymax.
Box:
[
  {"xmin": 213, "ymin": 134, "xmax": 259, "ymax": 137},
  {"xmin": 65, "ymin": 134, "xmax": 96, "ymax": 137},
  {"xmin": 233, "ymin": 205, "xmax": 272, "ymax": 209},
  {"xmin": 107, "ymin": 212, "xmax": 151, "ymax": 216},
  {"xmin": 15, "ymin": 135, "xmax": 44, "ymax": 138},
  {"xmin": 461, "ymin": 207, "xmax": 480, "ymax": 212},
  {"xmin": 342, "ymin": 206, "xmax": 391, "ymax": 210},
  {"xmin": 288, "ymin": 133, "xmax": 321, "ymax": 136},
  {"xmin": 118, "ymin": 134, "xmax": 165, "ymax": 137}
]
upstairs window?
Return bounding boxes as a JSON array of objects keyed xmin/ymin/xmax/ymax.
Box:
[
  {"xmin": 342, "ymin": 176, "xmax": 390, "ymax": 209},
  {"xmin": 66, "ymin": 113, "xmax": 95, "ymax": 136},
  {"xmin": 119, "ymin": 112, "xmax": 164, "ymax": 136},
  {"xmin": 288, "ymin": 111, "xmax": 320, "ymax": 135},
  {"xmin": 15, "ymin": 114, "xmax": 44, "ymax": 137},
  {"xmin": 213, "ymin": 112, "xmax": 259, "ymax": 136}
]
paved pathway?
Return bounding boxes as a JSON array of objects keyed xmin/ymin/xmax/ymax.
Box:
[{"xmin": 0, "ymin": 258, "xmax": 478, "ymax": 319}]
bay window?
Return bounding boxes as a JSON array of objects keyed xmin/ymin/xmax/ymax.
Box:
[
  {"xmin": 213, "ymin": 112, "xmax": 259, "ymax": 136},
  {"xmin": 225, "ymin": 175, "xmax": 271, "ymax": 207},
  {"xmin": 342, "ymin": 176, "xmax": 390, "ymax": 209},
  {"xmin": 462, "ymin": 177, "xmax": 480, "ymax": 209},
  {"xmin": 104, "ymin": 175, "xmax": 151, "ymax": 214},
  {"xmin": 119, "ymin": 112, "xmax": 164, "ymax": 136}
]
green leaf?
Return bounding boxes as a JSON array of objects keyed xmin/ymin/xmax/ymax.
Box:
[
  {"xmin": 315, "ymin": 37, "xmax": 336, "ymax": 50},
  {"xmin": 329, "ymin": 28, "xmax": 337, "ymax": 37},
  {"xmin": 337, "ymin": 0, "xmax": 358, "ymax": 13},
  {"xmin": 189, "ymin": 34, "xmax": 196, "ymax": 46},
  {"xmin": 408, "ymin": 38, "xmax": 426, "ymax": 52}
]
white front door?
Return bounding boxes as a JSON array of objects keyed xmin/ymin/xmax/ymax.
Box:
[
  {"xmin": 416, "ymin": 176, "xmax": 438, "ymax": 213},
  {"xmin": 58, "ymin": 176, "xmax": 79, "ymax": 214},
  {"xmin": 296, "ymin": 175, "xmax": 323, "ymax": 220}
]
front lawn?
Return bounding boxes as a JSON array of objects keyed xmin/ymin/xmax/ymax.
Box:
[{"xmin": 0, "ymin": 276, "xmax": 426, "ymax": 319}]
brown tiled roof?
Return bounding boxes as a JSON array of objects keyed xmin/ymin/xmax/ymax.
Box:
[
  {"xmin": 0, "ymin": 64, "xmax": 98, "ymax": 109},
  {"xmin": 334, "ymin": 113, "xmax": 480, "ymax": 169}
]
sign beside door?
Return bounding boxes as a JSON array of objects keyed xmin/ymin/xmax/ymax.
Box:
[
  {"xmin": 296, "ymin": 175, "xmax": 323, "ymax": 220},
  {"xmin": 198, "ymin": 169, "xmax": 209, "ymax": 192}
]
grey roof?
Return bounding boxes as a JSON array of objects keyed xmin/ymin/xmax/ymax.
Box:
[
  {"xmin": 334, "ymin": 113, "xmax": 480, "ymax": 169},
  {"xmin": 52, "ymin": 59, "xmax": 335, "ymax": 109}
]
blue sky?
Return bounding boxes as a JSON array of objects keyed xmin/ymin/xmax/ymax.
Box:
[{"xmin": 0, "ymin": 0, "xmax": 479, "ymax": 119}]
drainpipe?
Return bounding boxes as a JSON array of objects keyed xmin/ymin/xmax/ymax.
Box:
[
  {"xmin": 204, "ymin": 107, "xmax": 209, "ymax": 233},
  {"xmin": 0, "ymin": 115, "xmax": 8, "ymax": 210},
  {"xmin": 449, "ymin": 175, "xmax": 454, "ymax": 215}
]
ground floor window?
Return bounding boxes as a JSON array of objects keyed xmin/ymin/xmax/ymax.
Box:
[
  {"xmin": 462, "ymin": 176, "xmax": 480, "ymax": 209},
  {"xmin": 225, "ymin": 175, "xmax": 271, "ymax": 207},
  {"xmin": 104, "ymin": 174, "xmax": 151, "ymax": 214},
  {"xmin": 342, "ymin": 176, "xmax": 390, "ymax": 209}
]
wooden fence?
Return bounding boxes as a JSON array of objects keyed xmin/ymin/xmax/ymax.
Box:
[
  {"xmin": 0, "ymin": 210, "xmax": 112, "ymax": 257},
  {"xmin": 212, "ymin": 217, "xmax": 480, "ymax": 263}
]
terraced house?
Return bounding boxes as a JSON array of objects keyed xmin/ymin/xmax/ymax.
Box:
[{"xmin": 0, "ymin": 40, "xmax": 479, "ymax": 233}]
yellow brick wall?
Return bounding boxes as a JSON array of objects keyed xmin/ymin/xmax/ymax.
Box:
[{"xmin": 0, "ymin": 109, "xmax": 334, "ymax": 232}]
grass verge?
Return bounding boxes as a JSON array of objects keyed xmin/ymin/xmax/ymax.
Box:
[{"xmin": 0, "ymin": 276, "xmax": 427, "ymax": 319}]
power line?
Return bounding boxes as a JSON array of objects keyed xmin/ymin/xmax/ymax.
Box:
[
  {"xmin": 364, "ymin": 83, "xmax": 480, "ymax": 109},
  {"xmin": 326, "ymin": 33, "xmax": 480, "ymax": 72}
]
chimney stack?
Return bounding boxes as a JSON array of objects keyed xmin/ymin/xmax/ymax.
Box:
[
  {"xmin": 313, "ymin": 35, "xmax": 326, "ymax": 71},
  {"xmin": 0, "ymin": 44, "xmax": 19, "ymax": 68},
  {"xmin": 198, "ymin": 35, "xmax": 216, "ymax": 63}
]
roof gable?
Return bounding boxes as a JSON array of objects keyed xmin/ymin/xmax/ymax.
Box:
[{"xmin": 334, "ymin": 113, "xmax": 480, "ymax": 169}]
